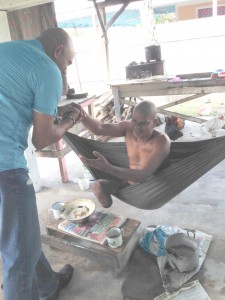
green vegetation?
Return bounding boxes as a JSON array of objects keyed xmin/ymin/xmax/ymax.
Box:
[
  {"xmin": 155, "ymin": 13, "xmax": 176, "ymax": 24},
  {"xmin": 166, "ymin": 94, "xmax": 225, "ymax": 117}
]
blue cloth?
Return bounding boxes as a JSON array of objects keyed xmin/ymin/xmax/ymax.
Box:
[
  {"xmin": 139, "ymin": 225, "xmax": 180, "ymax": 256},
  {"xmin": 0, "ymin": 39, "xmax": 62, "ymax": 172},
  {"xmin": 0, "ymin": 169, "xmax": 58, "ymax": 300}
]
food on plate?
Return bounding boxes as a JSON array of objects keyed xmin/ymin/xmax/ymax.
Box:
[
  {"xmin": 60, "ymin": 199, "xmax": 95, "ymax": 222},
  {"xmin": 73, "ymin": 205, "xmax": 89, "ymax": 219}
]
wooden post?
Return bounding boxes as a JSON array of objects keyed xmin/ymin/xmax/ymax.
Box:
[
  {"xmin": 112, "ymin": 86, "xmax": 121, "ymax": 121},
  {"xmin": 99, "ymin": 6, "xmax": 110, "ymax": 83},
  {"xmin": 212, "ymin": 0, "xmax": 217, "ymax": 17},
  {"xmin": 55, "ymin": 140, "xmax": 69, "ymax": 183},
  {"xmin": 92, "ymin": 0, "xmax": 110, "ymax": 82},
  {"xmin": 140, "ymin": 0, "xmax": 156, "ymax": 46},
  {"xmin": 72, "ymin": 28, "xmax": 82, "ymax": 92}
]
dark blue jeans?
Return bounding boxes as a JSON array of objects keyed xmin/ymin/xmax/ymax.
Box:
[{"xmin": 0, "ymin": 169, "xmax": 58, "ymax": 300}]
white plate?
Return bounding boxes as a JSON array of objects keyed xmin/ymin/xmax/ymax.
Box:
[{"xmin": 60, "ymin": 199, "xmax": 95, "ymax": 222}]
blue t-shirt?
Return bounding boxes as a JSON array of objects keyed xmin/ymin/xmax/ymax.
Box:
[{"xmin": 0, "ymin": 39, "xmax": 62, "ymax": 172}]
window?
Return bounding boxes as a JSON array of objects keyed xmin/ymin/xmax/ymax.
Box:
[{"xmin": 198, "ymin": 6, "xmax": 225, "ymax": 18}]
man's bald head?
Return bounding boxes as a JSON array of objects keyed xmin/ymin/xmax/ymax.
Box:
[
  {"xmin": 37, "ymin": 28, "xmax": 73, "ymax": 57},
  {"xmin": 134, "ymin": 101, "xmax": 158, "ymax": 119},
  {"xmin": 37, "ymin": 28, "xmax": 74, "ymax": 75}
]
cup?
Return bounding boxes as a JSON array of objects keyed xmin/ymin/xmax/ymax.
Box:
[
  {"xmin": 48, "ymin": 202, "xmax": 64, "ymax": 219},
  {"xmin": 78, "ymin": 178, "xmax": 89, "ymax": 190},
  {"xmin": 82, "ymin": 164, "xmax": 95, "ymax": 181},
  {"xmin": 106, "ymin": 226, "xmax": 124, "ymax": 248}
]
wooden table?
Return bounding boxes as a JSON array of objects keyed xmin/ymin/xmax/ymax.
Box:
[
  {"xmin": 42, "ymin": 217, "xmax": 141, "ymax": 276},
  {"xmin": 110, "ymin": 72, "xmax": 225, "ymax": 122},
  {"xmin": 36, "ymin": 95, "xmax": 96, "ymax": 183},
  {"xmin": 58, "ymin": 95, "xmax": 97, "ymax": 116}
]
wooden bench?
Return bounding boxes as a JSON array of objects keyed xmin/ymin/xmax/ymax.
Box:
[{"xmin": 42, "ymin": 217, "xmax": 141, "ymax": 276}]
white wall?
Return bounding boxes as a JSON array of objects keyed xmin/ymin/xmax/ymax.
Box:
[
  {"xmin": 158, "ymin": 16, "xmax": 225, "ymax": 75},
  {"xmin": 0, "ymin": 11, "xmax": 11, "ymax": 42},
  {"xmin": 68, "ymin": 15, "xmax": 225, "ymax": 94}
]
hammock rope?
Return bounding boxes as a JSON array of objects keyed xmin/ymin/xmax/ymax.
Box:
[{"xmin": 64, "ymin": 132, "xmax": 225, "ymax": 210}]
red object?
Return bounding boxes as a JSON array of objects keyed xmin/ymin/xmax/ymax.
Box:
[
  {"xmin": 211, "ymin": 73, "xmax": 218, "ymax": 79},
  {"xmin": 218, "ymin": 71, "xmax": 225, "ymax": 78}
]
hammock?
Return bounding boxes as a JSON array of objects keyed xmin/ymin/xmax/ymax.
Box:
[{"xmin": 64, "ymin": 132, "xmax": 225, "ymax": 210}]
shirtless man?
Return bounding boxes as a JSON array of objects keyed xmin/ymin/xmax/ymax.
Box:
[{"xmin": 78, "ymin": 100, "xmax": 171, "ymax": 208}]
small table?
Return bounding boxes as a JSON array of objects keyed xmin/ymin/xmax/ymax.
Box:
[
  {"xmin": 110, "ymin": 72, "xmax": 225, "ymax": 122},
  {"xmin": 42, "ymin": 217, "xmax": 141, "ymax": 276},
  {"xmin": 36, "ymin": 95, "xmax": 96, "ymax": 183}
]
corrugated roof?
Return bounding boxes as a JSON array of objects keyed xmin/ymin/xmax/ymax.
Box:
[
  {"xmin": 154, "ymin": 5, "xmax": 175, "ymax": 14},
  {"xmin": 58, "ymin": 9, "xmax": 141, "ymax": 28}
]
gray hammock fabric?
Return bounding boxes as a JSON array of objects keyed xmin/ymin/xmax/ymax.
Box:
[{"xmin": 64, "ymin": 132, "xmax": 225, "ymax": 210}]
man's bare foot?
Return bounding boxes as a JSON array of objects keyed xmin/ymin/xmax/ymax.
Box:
[{"xmin": 92, "ymin": 179, "xmax": 113, "ymax": 208}]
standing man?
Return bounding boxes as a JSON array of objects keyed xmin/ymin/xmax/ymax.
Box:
[
  {"xmin": 78, "ymin": 100, "xmax": 171, "ymax": 208},
  {"xmin": 0, "ymin": 28, "xmax": 80, "ymax": 300}
]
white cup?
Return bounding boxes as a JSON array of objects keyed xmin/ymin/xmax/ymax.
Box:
[
  {"xmin": 106, "ymin": 227, "xmax": 124, "ymax": 248},
  {"xmin": 48, "ymin": 202, "xmax": 64, "ymax": 219},
  {"xmin": 78, "ymin": 178, "xmax": 89, "ymax": 190}
]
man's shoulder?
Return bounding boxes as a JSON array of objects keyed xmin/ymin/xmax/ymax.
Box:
[
  {"xmin": 114, "ymin": 120, "xmax": 131, "ymax": 133},
  {"xmin": 153, "ymin": 131, "xmax": 171, "ymax": 155},
  {"xmin": 122, "ymin": 121, "xmax": 133, "ymax": 133},
  {"xmin": 118, "ymin": 120, "xmax": 131, "ymax": 126},
  {"xmin": 1, "ymin": 39, "xmax": 42, "ymax": 53},
  {"xmin": 154, "ymin": 129, "xmax": 168, "ymax": 138},
  {"xmin": 0, "ymin": 39, "xmax": 52, "ymax": 67},
  {"xmin": 154, "ymin": 129, "xmax": 170, "ymax": 143}
]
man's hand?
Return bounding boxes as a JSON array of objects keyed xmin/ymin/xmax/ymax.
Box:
[
  {"xmin": 58, "ymin": 102, "xmax": 86, "ymax": 123},
  {"xmin": 78, "ymin": 151, "xmax": 110, "ymax": 172},
  {"xmin": 58, "ymin": 102, "xmax": 80, "ymax": 116},
  {"xmin": 58, "ymin": 103, "xmax": 81, "ymax": 123}
]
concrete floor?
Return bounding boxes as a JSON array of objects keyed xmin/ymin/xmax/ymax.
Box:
[{"xmin": 1, "ymin": 121, "xmax": 225, "ymax": 300}]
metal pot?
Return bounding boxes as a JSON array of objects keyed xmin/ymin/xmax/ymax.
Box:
[
  {"xmin": 164, "ymin": 231, "xmax": 199, "ymax": 273},
  {"xmin": 145, "ymin": 45, "xmax": 161, "ymax": 61}
]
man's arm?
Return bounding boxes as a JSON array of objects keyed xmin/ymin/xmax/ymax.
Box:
[
  {"xmin": 32, "ymin": 106, "xmax": 80, "ymax": 150},
  {"xmin": 79, "ymin": 108, "xmax": 128, "ymax": 137},
  {"xmin": 79, "ymin": 134, "xmax": 170, "ymax": 183}
]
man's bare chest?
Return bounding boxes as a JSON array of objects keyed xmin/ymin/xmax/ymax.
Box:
[{"xmin": 125, "ymin": 138, "xmax": 154, "ymax": 167}]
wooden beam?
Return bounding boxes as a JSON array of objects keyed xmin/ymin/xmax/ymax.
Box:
[
  {"xmin": 158, "ymin": 94, "xmax": 209, "ymax": 110},
  {"xmin": 105, "ymin": 0, "xmax": 129, "ymax": 31},
  {"xmin": 157, "ymin": 109, "xmax": 207, "ymax": 124},
  {"xmin": 1, "ymin": 0, "xmax": 53, "ymax": 11},
  {"xmin": 92, "ymin": 0, "xmax": 108, "ymax": 44},
  {"xmin": 35, "ymin": 145, "xmax": 71, "ymax": 159},
  {"xmin": 92, "ymin": 1, "xmax": 109, "ymax": 81},
  {"xmin": 177, "ymin": 72, "xmax": 212, "ymax": 79},
  {"xmin": 97, "ymin": 0, "xmax": 142, "ymax": 9}
]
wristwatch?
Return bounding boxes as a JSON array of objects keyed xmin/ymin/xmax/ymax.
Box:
[
  {"xmin": 68, "ymin": 115, "xmax": 76, "ymax": 124},
  {"xmin": 62, "ymin": 115, "xmax": 76, "ymax": 126}
]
